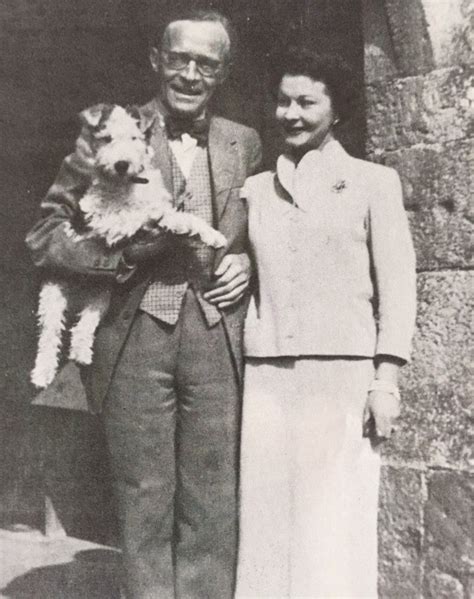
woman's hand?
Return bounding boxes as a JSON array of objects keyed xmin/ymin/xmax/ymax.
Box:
[
  {"xmin": 363, "ymin": 390, "xmax": 400, "ymax": 439},
  {"xmin": 364, "ymin": 355, "xmax": 404, "ymax": 440}
]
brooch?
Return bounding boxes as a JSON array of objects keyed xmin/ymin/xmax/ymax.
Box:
[{"xmin": 331, "ymin": 179, "xmax": 347, "ymax": 193}]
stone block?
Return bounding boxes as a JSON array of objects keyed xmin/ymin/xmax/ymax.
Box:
[
  {"xmin": 381, "ymin": 141, "xmax": 473, "ymax": 270},
  {"xmin": 426, "ymin": 570, "xmax": 465, "ymax": 599},
  {"xmin": 364, "ymin": 0, "xmax": 473, "ymax": 82},
  {"xmin": 424, "ymin": 470, "xmax": 474, "ymax": 598},
  {"xmin": 378, "ymin": 466, "xmax": 424, "ymax": 598},
  {"xmin": 383, "ymin": 0, "xmax": 435, "ymax": 76},
  {"xmin": 421, "ymin": 0, "xmax": 473, "ymax": 69},
  {"xmin": 363, "ymin": 0, "xmax": 398, "ymax": 84},
  {"xmin": 366, "ymin": 66, "xmax": 472, "ymax": 152},
  {"xmin": 382, "ymin": 271, "xmax": 473, "ymax": 469},
  {"xmin": 381, "ymin": 0, "xmax": 473, "ymax": 74}
]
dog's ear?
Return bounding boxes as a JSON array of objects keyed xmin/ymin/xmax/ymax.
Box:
[
  {"xmin": 140, "ymin": 114, "xmax": 156, "ymax": 142},
  {"xmin": 125, "ymin": 104, "xmax": 141, "ymax": 122},
  {"xmin": 79, "ymin": 103, "xmax": 114, "ymax": 129},
  {"xmin": 75, "ymin": 103, "xmax": 113, "ymax": 166},
  {"xmin": 125, "ymin": 105, "xmax": 154, "ymax": 140}
]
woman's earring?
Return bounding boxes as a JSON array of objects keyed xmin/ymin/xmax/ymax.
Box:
[{"xmin": 333, "ymin": 117, "xmax": 340, "ymax": 126}]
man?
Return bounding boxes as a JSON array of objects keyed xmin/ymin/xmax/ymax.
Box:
[{"xmin": 26, "ymin": 9, "xmax": 261, "ymax": 598}]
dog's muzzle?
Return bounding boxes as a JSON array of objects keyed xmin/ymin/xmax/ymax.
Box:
[
  {"xmin": 114, "ymin": 160, "xmax": 130, "ymax": 175},
  {"xmin": 113, "ymin": 161, "xmax": 148, "ymax": 184}
]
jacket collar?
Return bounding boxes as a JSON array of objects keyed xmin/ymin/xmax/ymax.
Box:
[
  {"xmin": 141, "ymin": 98, "xmax": 173, "ymax": 193},
  {"xmin": 276, "ymin": 139, "xmax": 351, "ymax": 211}
]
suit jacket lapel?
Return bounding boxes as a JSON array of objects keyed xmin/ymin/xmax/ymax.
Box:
[
  {"xmin": 140, "ymin": 99, "xmax": 173, "ymax": 194},
  {"xmin": 208, "ymin": 117, "xmax": 238, "ymax": 221},
  {"xmin": 141, "ymin": 105, "xmax": 238, "ymax": 219}
]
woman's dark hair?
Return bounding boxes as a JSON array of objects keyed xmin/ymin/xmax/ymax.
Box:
[
  {"xmin": 269, "ymin": 47, "xmax": 359, "ymax": 124},
  {"xmin": 151, "ymin": 8, "xmax": 237, "ymax": 65}
]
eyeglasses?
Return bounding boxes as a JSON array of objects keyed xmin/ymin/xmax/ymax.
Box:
[{"xmin": 161, "ymin": 51, "xmax": 223, "ymax": 77}]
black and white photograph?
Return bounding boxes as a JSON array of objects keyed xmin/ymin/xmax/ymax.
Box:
[{"xmin": 0, "ymin": 1, "xmax": 472, "ymax": 597}]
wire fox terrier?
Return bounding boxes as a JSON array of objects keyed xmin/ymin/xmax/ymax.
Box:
[{"xmin": 31, "ymin": 103, "xmax": 227, "ymax": 389}]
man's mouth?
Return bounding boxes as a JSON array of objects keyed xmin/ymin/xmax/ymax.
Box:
[{"xmin": 172, "ymin": 87, "xmax": 202, "ymax": 97}]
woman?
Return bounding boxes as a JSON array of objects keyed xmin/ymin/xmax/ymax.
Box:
[{"xmin": 235, "ymin": 48, "xmax": 416, "ymax": 598}]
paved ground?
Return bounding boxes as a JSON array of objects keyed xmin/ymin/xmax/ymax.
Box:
[{"xmin": 0, "ymin": 527, "xmax": 122, "ymax": 598}]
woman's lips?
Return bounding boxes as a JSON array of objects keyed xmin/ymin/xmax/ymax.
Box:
[{"xmin": 285, "ymin": 127, "xmax": 305, "ymax": 135}]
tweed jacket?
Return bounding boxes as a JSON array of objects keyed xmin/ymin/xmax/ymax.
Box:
[
  {"xmin": 26, "ymin": 99, "xmax": 262, "ymax": 412},
  {"xmin": 243, "ymin": 139, "xmax": 416, "ymax": 362}
]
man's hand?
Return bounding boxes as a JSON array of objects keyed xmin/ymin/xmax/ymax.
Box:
[
  {"xmin": 363, "ymin": 391, "xmax": 401, "ymax": 439},
  {"xmin": 203, "ymin": 253, "xmax": 251, "ymax": 309}
]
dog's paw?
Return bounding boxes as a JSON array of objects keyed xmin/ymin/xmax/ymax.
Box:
[
  {"xmin": 69, "ymin": 344, "xmax": 93, "ymax": 365},
  {"xmin": 31, "ymin": 367, "xmax": 56, "ymax": 389},
  {"xmin": 200, "ymin": 230, "xmax": 227, "ymax": 249}
]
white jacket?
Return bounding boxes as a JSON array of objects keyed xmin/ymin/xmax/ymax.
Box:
[{"xmin": 243, "ymin": 139, "xmax": 416, "ymax": 362}]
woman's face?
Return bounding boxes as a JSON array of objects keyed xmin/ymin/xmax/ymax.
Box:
[{"xmin": 276, "ymin": 74, "xmax": 336, "ymax": 154}]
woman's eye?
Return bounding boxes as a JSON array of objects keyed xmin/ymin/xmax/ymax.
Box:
[{"xmin": 101, "ymin": 135, "xmax": 113, "ymax": 143}]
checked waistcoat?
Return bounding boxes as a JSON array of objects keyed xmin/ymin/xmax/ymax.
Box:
[{"xmin": 139, "ymin": 145, "xmax": 221, "ymax": 327}]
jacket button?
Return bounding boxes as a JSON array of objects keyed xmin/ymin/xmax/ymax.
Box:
[{"xmin": 122, "ymin": 310, "xmax": 132, "ymax": 320}]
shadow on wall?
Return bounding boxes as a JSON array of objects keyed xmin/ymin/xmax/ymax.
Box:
[
  {"xmin": 0, "ymin": 404, "xmax": 119, "ymax": 545},
  {"xmin": 1, "ymin": 548, "xmax": 122, "ymax": 599}
]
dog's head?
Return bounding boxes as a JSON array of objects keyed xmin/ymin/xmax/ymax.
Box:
[{"xmin": 76, "ymin": 104, "xmax": 156, "ymax": 180}]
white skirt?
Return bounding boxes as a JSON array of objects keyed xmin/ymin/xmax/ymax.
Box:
[{"xmin": 235, "ymin": 358, "xmax": 381, "ymax": 599}]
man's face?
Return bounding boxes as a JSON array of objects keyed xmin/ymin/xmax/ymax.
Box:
[{"xmin": 150, "ymin": 20, "xmax": 230, "ymax": 119}]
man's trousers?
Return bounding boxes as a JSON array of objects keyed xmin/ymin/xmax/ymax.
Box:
[{"xmin": 102, "ymin": 289, "xmax": 241, "ymax": 599}]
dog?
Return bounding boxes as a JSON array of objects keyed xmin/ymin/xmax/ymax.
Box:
[{"xmin": 31, "ymin": 103, "xmax": 227, "ymax": 389}]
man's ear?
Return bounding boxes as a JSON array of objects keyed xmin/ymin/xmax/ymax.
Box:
[
  {"xmin": 214, "ymin": 53, "xmax": 232, "ymax": 86},
  {"xmin": 79, "ymin": 103, "xmax": 113, "ymax": 129},
  {"xmin": 216, "ymin": 62, "xmax": 230, "ymax": 85},
  {"xmin": 149, "ymin": 46, "xmax": 160, "ymax": 73}
]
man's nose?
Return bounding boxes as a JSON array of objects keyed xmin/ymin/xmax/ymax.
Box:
[{"xmin": 181, "ymin": 60, "xmax": 200, "ymax": 81}]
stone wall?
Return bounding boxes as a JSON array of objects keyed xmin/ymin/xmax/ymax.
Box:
[{"xmin": 363, "ymin": 0, "xmax": 473, "ymax": 597}]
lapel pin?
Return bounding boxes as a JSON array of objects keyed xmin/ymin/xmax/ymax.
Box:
[{"xmin": 332, "ymin": 179, "xmax": 347, "ymax": 193}]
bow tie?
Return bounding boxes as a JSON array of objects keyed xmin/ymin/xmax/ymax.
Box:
[{"xmin": 165, "ymin": 115, "xmax": 210, "ymax": 146}]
